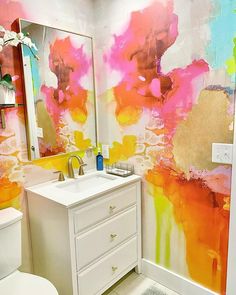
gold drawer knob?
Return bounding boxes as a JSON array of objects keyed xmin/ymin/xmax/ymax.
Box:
[
  {"xmin": 112, "ymin": 266, "xmax": 118, "ymax": 272},
  {"xmin": 109, "ymin": 205, "xmax": 116, "ymax": 212},
  {"xmin": 110, "ymin": 233, "xmax": 117, "ymax": 239}
]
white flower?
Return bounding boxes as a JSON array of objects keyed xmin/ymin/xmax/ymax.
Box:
[
  {"xmin": 0, "ymin": 28, "xmax": 38, "ymax": 57},
  {"xmin": 21, "ymin": 36, "xmax": 31, "ymax": 46},
  {"xmin": 31, "ymin": 42, "xmax": 38, "ymax": 51},
  {"xmin": 21, "ymin": 36, "xmax": 38, "ymax": 50},
  {"xmin": 6, "ymin": 38, "xmax": 20, "ymax": 47},
  {"xmin": 19, "ymin": 35, "xmax": 38, "ymax": 51},
  {"xmin": 17, "ymin": 32, "xmax": 24, "ymax": 40},
  {"xmin": 0, "ymin": 25, "xmax": 5, "ymax": 32},
  {"xmin": 4, "ymin": 30, "xmax": 17, "ymax": 41}
]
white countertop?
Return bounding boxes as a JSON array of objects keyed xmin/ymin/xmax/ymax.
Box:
[{"xmin": 25, "ymin": 170, "xmax": 141, "ymax": 208}]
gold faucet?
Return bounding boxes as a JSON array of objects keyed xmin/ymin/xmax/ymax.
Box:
[
  {"xmin": 53, "ymin": 170, "xmax": 65, "ymax": 181},
  {"xmin": 68, "ymin": 155, "xmax": 87, "ymax": 178}
]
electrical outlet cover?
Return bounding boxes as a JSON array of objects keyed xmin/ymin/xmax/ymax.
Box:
[
  {"xmin": 102, "ymin": 144, "xmax": 110, "ymax": 159},
  {"xmin": 212, "ymin": 143, "xmax": 233, "ymax": 164},
  {"xmin": 37, "ymin": 127, "xmax": 44, "ymax": 138}
]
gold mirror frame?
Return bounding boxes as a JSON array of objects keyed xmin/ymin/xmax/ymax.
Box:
[{"xmin": 19, "ymin": 18, "xmax": 98, "ymax": 160}]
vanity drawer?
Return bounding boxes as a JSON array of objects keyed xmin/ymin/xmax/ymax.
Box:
[
  {"xmin": 77, "ymin": 237, "xmax": 137, "ymax": 295},
  {"xmin": 76, "ymin": 207, "xmax": 136, "ymax": 270},
  {"xmin": 74, "ymin": 184, "xmax": 136, "ymax": 233}
]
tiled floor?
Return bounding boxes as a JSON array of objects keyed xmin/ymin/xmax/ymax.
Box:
[{"xmin": 103, "ymin": 270, "xmax": 180, "ymax": 295}]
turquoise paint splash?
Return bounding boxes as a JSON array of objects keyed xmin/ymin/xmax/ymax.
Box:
[
  {"xmin": 23, "ymin": 45, "xmax": 41, "ymax": 99},
  {"xmin": 207, "ymin": 0, "xmax": 236, "ymax": 69}
]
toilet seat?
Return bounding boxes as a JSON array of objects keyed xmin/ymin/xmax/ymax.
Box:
[{"xmin": 0, "ymin": 270, "xmax": 58, "ymax": 295}]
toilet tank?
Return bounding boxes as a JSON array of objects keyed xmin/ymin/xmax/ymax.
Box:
[{"xmin": 0, "ymin": 207, "xmax": 23, "ymax": 279}]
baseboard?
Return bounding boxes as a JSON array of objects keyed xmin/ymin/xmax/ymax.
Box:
[{"xmin": 142, "ymin": 259, "xmax": 219, "ymax": 295}]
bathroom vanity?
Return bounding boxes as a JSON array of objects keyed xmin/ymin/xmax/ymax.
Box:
[{"xmin": 26, "ymin": 171, "xmax": 141, "ymax": 295}]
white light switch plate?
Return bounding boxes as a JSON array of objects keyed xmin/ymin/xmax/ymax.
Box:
[
  {"xmin": 212, "ymin": 143, "xmax": 233, "ymax": 164},
  {"xmin": 102, "ymin": 144, "xmax": 110, "ymax": 159},
  {"xmin": 37, "ymin": 127, "xmax": 44, "ymax": 138}
]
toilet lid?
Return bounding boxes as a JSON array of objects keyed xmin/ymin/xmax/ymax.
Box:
[{"xmin": 0, "ymin": 271, "xmax": 58, "ymax": 295}]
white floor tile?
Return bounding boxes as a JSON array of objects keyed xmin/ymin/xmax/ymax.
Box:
[
  {"xmin": 103, "ymin": 288, "xmax": 119, "ymax": 295},
  {"xmin": 103, "ymin": 271, "xmax": 180, "ymax": 295},
  {"xmin": 114, "ymin": 272, "xmax": 156, "ymax": 295},
  {"xmin": 105, "ymin": 291, "xmax": 118, "ymax": 295},
  {"xmin": 153, "ymin": 282, "xmax": 180, "ymax": 294}
]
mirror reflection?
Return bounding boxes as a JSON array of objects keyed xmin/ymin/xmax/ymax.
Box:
[{"xmin": 20, "ymin": 19, "xmax": 97, "ymax": 160}]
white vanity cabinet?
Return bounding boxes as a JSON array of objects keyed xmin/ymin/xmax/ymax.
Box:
[{"xmin": 26, "ymin": 173, "xmax": 141, "ymax": 295}]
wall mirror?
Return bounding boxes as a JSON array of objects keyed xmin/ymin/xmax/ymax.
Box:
[{"xmin": 19, "ymin": 19, "xmax": 97, "ymax": 160}]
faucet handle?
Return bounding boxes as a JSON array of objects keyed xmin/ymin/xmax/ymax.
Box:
[
  {"xmin": 78, "ymin": 163, "xmax": 87, "ymax": 176},
  {"xmin": 53, "ymin": 171, "xmax": 65, "ymax": 181}
]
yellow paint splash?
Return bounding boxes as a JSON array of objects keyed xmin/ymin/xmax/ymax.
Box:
[
  {"xmin": 226, "ymin": 38, "xmax": 236, "ymax": 76},
  {"xmin": 0, "ymin": 177, "xmax": 21, "ymax": 209},
  {"xmin": 116, "ymin": 106, "xmax": 142, "ymax": 126},
  {"xmin": 108, "ymin": 135, "xmax": 137, "ymax": 164},
  {"xmin": 74, "ymin": 131, "xmax": 92, "ymax": 151},
  {"xmin": 70, "ymin": 108, "xmax": 87, "ymax": 124},
  {"xmin": 32, "ymin": 150, "xmax": 86, "ymax": 174}
]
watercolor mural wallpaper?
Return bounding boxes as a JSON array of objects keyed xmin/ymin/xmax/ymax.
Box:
[
  {"xmin": 0, "ymin": 0, "xmax": 235, "ymax": 294},
  {"xmin": 95, "ymin": 0, "xmax": 235, "ymax": 294}
]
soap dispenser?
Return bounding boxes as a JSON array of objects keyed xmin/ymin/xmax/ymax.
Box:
[{"xmin": 96, "ymin": 148, "xmax": 104, "ymax": 171}]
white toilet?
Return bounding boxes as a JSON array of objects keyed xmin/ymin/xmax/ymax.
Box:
[{"xmin": 0, "ymin": 207, "xmax": 58, "ymax": 295}]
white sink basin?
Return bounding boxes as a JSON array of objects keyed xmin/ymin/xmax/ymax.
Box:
[
  {"xmin": 56, "ymin": 173, "xmax": 116, "ymax": 193},
  {"xmin": 26, "ymin": 171, "xmax": 140, "ymax": 208}
]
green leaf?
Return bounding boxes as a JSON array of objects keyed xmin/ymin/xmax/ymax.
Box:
[
  {"xmin": 0, "ymin": 79, "xmax": 15, "ymax": 91},
  {"xmin": 2, "ymin": 74, "xmax": 12, "ymax": 83}
]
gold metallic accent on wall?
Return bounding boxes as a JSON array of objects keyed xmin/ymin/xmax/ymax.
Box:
[
  {"xmin": 36, "ymin": 100, "xmax": 57, "ymax": 147},
  {"xmin": 173, "ymin": 89, "xmax": 233, "ymax": 176}
]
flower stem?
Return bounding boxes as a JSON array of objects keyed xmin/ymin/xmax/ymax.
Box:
[
  {"xmin": 22, "ymin": 43, "xmax": 39, "ymax": 60},
  {"xmin": 3, "ymin": 38, "xmax": 39, "ymax": 60},
  {"xmin": 3, "ymin": 38, "xmax": 15, "ymax": 45}
]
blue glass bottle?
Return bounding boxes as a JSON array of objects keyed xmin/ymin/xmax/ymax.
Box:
[{"xmin": 96, "ymin": 148, "xmax": 103, "ymax": 171}]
